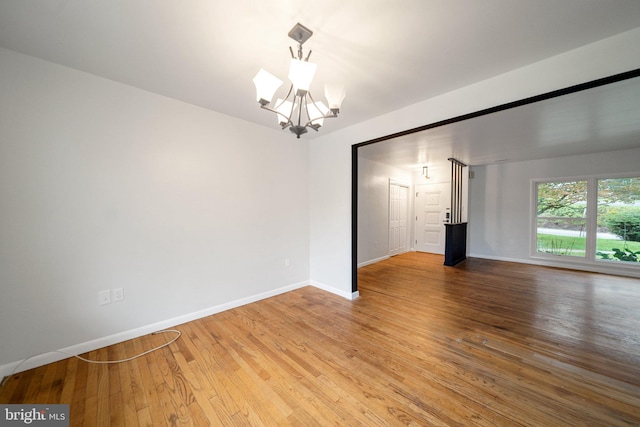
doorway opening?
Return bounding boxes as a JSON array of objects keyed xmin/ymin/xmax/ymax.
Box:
[{"xmin": 351, "ymin": 69, "xmax": 640, "ymax": 295}]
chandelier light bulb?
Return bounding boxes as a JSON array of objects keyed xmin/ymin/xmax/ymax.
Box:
[
  {"xmin": 288, "ymin": 59, "xmax": 317, "ymax": 95},
  {"xmin": 423, "ymin": 166, "xmax": 430, "ymax": 179},
  {"xmin": 324, "ymin": 84, "xmax": 346, "ymax": 112},
  {"xmin": 253, "ymin": 69, "xmax": 283, "ymax": 105},
  {"xmin": 274, "ymin": 99, "xmax": 294, "ymax": 126}
]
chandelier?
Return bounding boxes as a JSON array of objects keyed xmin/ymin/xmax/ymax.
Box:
[{"xmin": 252, "ymin": 23, "xmax": 346, "ymax": 139}]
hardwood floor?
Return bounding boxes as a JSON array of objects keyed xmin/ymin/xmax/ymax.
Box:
[{"xmin": 2, "ymin": 253, "xmax": 640, "ymax": 425}]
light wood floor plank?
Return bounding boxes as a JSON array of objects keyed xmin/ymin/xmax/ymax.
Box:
[{"xmin": 2, "ymin": 253, "xmax": 640, "ymax": 425}]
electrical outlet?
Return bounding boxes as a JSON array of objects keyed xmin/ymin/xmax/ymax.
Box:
[
  {"xmin": 98, "ymin": 290, "xmax": 111, "ymax": 305},
  {"xmin": 112, "ymin": 288, "xmax": 124, "ymax": 302},
  {"xmin": 285, "ymin": 258, "xmax": 290, "ymax": 268}
]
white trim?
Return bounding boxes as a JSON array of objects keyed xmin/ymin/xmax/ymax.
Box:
[
  {"xmin": 0, "ymin": 280, "xmax": 309, "ymax": 379},
  {"xmin": 357, "ymin": 255, "xmax": 390, "ymax": 268},
  {"xmin": 468, "ymin": 253, "xmax": 640, "ymax": 278},
  {"xmin": 310, "ymin": 280, "xmax": 359, "ymax": 300},
  {"xmin": 389, "ymin": 179, "xmax": 411, "ymax": 188}
]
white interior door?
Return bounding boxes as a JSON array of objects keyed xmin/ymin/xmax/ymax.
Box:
[
  {"xmin": 415, "ymin": 182, "xmax": 450, "ymax": 254},
  {"xmin": 389, "ymin": 183, "xmax": 409, "ymax": 256}
]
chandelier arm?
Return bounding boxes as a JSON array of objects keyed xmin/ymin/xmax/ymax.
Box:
[
  {"xmin": 303, "ymin": 117, "xmax": 335, "ymax": 128},
  {"xmin": 267, "ymin": 84, "xmax": 296, "ymax": 129},
  {"xmin": 306, "ymin": 91, "xmax": 320, "ymax": 110},
  {"xmin": 303, "ymin": 115, "xmax": 337, "ymax": 129},
  {"xmin": 259, "ymin": 104, "xmax": 294, "ymax": 128},
  {"xmin": 297, "ymin": 94, "xmax": 304, "ymax": 127},
  {"xmin": 302, "ymin": 97, "xmax": 314, "ymax": 130},
  {"xmin": 307, "ymin": 91, "xmax": 336, "ymax": 117},
  {"xmin": 303, "ymin": 91, "xmax": 338, "ymax": 129},
  {"xmin": 273, "ymin": 84, "xmax": 294, "ymax": 110}
]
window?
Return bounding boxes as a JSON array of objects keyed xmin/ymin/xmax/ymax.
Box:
[
  {"xmin": 536, "ymin": 181, "xmax": 587, "ymax": 258},
  {"xmin": 596, "ymin": 178, "xmax": 640, "ymax": 263},
  {"xmin": 534, "ymin": 175, "xmax": 640, "ymax": 266}
]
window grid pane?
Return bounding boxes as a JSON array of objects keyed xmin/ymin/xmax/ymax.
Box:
[
  {"xmin": 536, "ymin": 181, "xmax": 587, "ymax": 258},
  {"xmin": 596, "ymin": 178, "xmax": 640, "ymax": 263}
]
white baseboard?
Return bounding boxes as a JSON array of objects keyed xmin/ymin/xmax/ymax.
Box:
[
  {"xmin": 357, "ymin": 255, "xmax": 390, "ymax": 268},
  {"xmin": 0, "ymin": 280, "xmax": 310, "ymax": 379},
  {"xmin": 310, "ymin": 280, "xmax": 359, "ymax": 300},
  {"xmin": 468, "ymin": 253, "xmax": 640, "ymax": 278}
]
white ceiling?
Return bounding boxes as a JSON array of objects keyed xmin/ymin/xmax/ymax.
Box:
[
  {"xmin": 1, "ymin": 0, "xmax": 640, "ymax": 166},
  {"xmin": 359, "ymin": 75, "xmax": 640, "ymax": 168}
]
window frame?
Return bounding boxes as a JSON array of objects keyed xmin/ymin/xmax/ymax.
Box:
[{"xmin": 531, "ymin": 172, "xmax": 640, "ymax": 271}]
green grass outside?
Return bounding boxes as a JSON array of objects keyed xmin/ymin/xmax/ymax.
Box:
[{"xmin": 536, "ymin": 233, "xmax": 640, "ymax": 258}]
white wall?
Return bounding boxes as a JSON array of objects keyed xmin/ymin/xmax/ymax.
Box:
[
  {"xmin": 0, "ymin": 47, "xmax": 310, "ymax": 371},
  {"xmin": 357, "ymin": 158, "xmax": 413, "ymax": 266},
  {"xmin": 468, "ymin": 148, "xmax": 640, "ymax": 276},
  {"xmin": 309, "ymin": 28, "xmax": 640, "ymax": 296}
]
